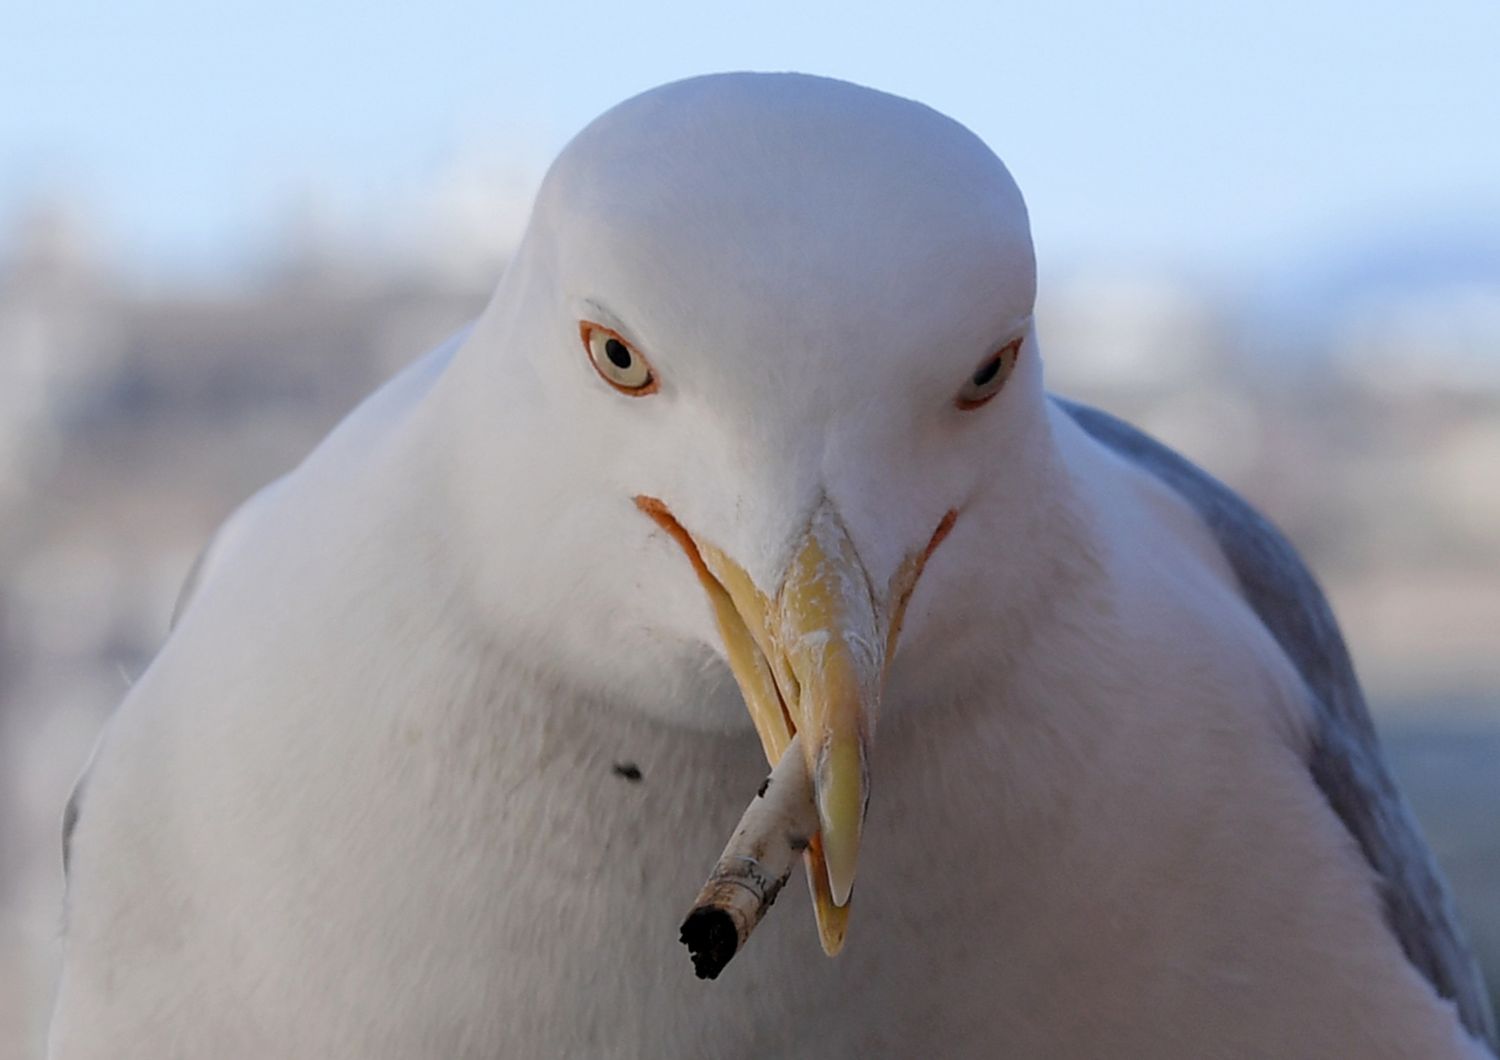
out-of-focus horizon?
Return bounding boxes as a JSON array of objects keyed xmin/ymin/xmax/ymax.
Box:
[
  {"xmin": 3, "ymin": 2, "xmax": 1499, "ymax": 1056},
  {"xmin": 6, "ymin": 0, "xmax": 1500, "ymax": 284}
]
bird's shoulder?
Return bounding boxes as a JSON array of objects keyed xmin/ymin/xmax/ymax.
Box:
[
  {"xmin": 1055, "ymin": 396, "xmax": 1496, "ymax": 1050},
  {"xmin": 63, "ymin": 331, "xmax": 470, "ymax": 882}
]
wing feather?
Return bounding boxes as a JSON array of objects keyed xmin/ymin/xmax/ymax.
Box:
[{"xmin": 1061, "ymin": 397, "xmax": 1496, "ymax": 1048}]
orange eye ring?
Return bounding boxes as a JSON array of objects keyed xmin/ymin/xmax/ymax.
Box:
[
  {"xmin": 580, "ymin": 321, "xmax": 659, "ymax": 396},
  {"xmin": 955, "ymin": 337, "xmax": 1022, "ymax": 411}
]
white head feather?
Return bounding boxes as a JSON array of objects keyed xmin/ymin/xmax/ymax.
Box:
[{"xmin": 431, "ymin": 73, "xmax": 1057, "ymax": 732}]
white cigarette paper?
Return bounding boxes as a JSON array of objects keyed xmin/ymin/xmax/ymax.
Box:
[{"xmin": 680, "ymin": 734, "xmax": 819, "ymax": 979}]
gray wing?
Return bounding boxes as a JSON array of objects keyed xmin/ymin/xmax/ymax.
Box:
[{"xmin": 1059, "ymin": 397, "xmax": 1498, "ymax": 1048}]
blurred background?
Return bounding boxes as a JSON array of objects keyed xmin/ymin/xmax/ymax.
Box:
[{"xmin": 2, "ymin": 1, "xmax": 1498, "ymax": 1053}]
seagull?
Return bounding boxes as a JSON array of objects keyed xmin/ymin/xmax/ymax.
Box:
[{"xmin": 50, "ymin": 73, "xmax": 1496, "ymax": 1058}]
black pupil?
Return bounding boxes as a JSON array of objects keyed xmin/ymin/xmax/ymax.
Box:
[
  {"xmin": 605, "ymin": 338, "xmax": 633, "ymax": 370},
  {"xmin": 971, "ymin": 356, "xmax": 1002, "ymax": 387}
]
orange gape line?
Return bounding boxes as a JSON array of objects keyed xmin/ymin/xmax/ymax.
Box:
[
  {"xmin": 921, "ymin": 508, "xmax": 959, "ymax": 567},
  {"xmin": 885, "ymin": 508, "xmax": 959, "ymax": 665},
  {"xmin": 634, "ymin": 493, "xmax": 797, "ymax": 744},
  {"xmin": 633, "ymin": 495, "xmax": 710, "ymax": 579}
]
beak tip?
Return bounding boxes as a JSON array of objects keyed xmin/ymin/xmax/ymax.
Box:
[
  {"xmin": 817, "ymin": 812, "xmax": 860, "ymax": 908},
  {"xmin": 815, "ymin": 737, "xmax": 867, "ymax": 909},
  {"xmin": 823, "ymin": 850, "xmax": 856, "ymax": 908},
  {"xmin": 829, "ymin": 874, "xmax": 855, "ymax": 908}
]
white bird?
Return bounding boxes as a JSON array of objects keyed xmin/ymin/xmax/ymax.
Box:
[{"xmin": 50, "ymin": 73, "xmax": 1495, "ymax": 1058}]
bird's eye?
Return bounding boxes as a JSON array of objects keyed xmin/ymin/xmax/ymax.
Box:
[
  {"xmin": 955, "ymin": 338, "xmax": 1022, "ymax": 410},
  {"xmin": 581, "ymin": 322, "xmax": 658, "ymax": 395}
]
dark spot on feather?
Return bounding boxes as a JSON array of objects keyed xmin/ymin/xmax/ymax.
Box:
[{"xmin": 612, "ymin": 762, "xmax": 643, "ymax": 782}]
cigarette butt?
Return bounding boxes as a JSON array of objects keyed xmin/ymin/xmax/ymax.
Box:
[{"xmin": 680, "ymin": 734, "xmax": 818, "ymax": 979}]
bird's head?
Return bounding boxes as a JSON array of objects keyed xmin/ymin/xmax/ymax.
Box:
[{"xmin": 445, "ymin": 72, "xmax": 1048, "ymax": 952}]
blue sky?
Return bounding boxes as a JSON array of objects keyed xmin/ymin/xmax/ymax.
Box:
[{"xmin": 3, "ymin": 0, "xmax": 1498, "ymax": 281}]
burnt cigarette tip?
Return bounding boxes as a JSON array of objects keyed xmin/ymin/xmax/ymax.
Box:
[{"xmin": 680, "ymin": 906, "xmax": 739, "ymax": 980}]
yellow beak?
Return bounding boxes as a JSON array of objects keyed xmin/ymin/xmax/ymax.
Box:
[
  {"xmin": 770, "ymin": 502, "xmax": 877, "ymax": 908},
  {"xmin": 636, "ymin": 495, "xmax": 954, "ymax": 955}
]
